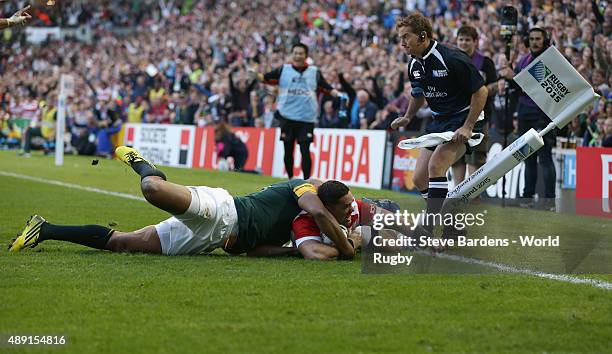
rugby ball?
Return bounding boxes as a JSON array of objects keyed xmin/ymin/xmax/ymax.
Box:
[{"xmin": 321, "ymin": 225, "xmax": 349, "ymax": 246}]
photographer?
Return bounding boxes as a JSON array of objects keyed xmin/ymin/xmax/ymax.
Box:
[
  {"xmin": 214, "ymin": 122, "xmax": 248, "ymax": 171},
  {"xmin": 502, "ymin": 27, "xmax": 556, "ymax": 209}
]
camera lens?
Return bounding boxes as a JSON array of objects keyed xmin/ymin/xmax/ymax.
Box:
[{"xmin": 500, "ymin": 6, "xmax": 518, "ymax": 40}]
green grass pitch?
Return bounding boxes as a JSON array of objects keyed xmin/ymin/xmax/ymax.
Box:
[{"xmin": 1, "ymin": 151, "xmax": 611, "ymax": 353}]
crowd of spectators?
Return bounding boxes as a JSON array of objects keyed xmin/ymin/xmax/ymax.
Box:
[{"xmin": 0, "ymin": 0, "xmax": 611, "ymax": 155}]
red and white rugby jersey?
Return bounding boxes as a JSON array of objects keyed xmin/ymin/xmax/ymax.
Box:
[
  {"xmin": 18, "ymin": 100, "xmax": 40, "ymax": 121},
  {"xmin": 292, "ymin": 199, "xmax": 363, "ymax": 247}
]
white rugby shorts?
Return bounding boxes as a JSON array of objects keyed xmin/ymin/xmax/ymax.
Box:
[{"xmin": 154, "ymin": 186, "xmax": 238, "ymax": 255}]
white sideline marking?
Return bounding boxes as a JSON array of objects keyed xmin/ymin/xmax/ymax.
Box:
[
  {"xmin": 429, "ymin": 251, "xmax": 612, "ymax": 291},
  {"xmin": 0, "ymin": 171, "xmax": 146, "ymax": 202},
  {"xmin": 2, "ymin": 171, "xmax": 611, "ymax": 290}
]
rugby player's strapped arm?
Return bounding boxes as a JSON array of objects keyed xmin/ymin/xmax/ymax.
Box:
[
  {"xmin": 246, "ymin": 245, "xmax": 299, "ymax": 258},
  {"xmin": 298, "ymin": 240, "xmax": 340, "ymax": 260},
  {"xmin": 346, "ymin": 229, "xmax": 362, "ymax": 250},
  {"xmin": 297, "ymin": 192, "xmax": 356, "ymax": 259}
]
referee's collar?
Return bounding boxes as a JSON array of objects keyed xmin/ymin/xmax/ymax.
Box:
[{"xmin": 421, "ymin": 40, "xmax": 437, "ymax": 60}]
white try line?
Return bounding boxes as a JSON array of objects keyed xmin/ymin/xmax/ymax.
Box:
[
  {"xmin": 0, "ymin": 171, "xmax": 146, "ymax": 202},
  {"xmin": 430, "ymin": 251, "xmax": 612, "ymax": 291},
  {"xmin": 2, "ymin": 170, "xmax": 611, "ymax": 290}
]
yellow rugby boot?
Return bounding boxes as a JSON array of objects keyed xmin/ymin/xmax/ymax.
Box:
[
  {"xmin": 8, "ymin": 215, "xmax": 46, "ymax": 252},
  {"xmin": 115, "ymin": 146, "xmax": 156, "ymax": 168}
]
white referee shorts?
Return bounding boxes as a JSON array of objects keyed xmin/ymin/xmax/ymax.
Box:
[{"xmin": 154, "ymin": 186, "xmax": 238, "ymax": 255}]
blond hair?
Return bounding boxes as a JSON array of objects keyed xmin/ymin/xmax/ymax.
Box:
[{"xmin": 396, "ymin": 13, "xmax": 433, "ymax": 39}]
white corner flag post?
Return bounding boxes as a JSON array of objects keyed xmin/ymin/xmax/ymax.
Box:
[
  {"xmin": 55, "ymin": 74, "xmax": 74, "ymax": 166},
  {"xmin": 446, "ymin": 46, "xmax": 599, "ymax": 204},
  {"xmin": 398, "ymin": 46, "xmax": 599, "ymax": 206}
]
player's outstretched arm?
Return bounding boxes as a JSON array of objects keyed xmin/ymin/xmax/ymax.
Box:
[
  {"xmin": 298, "ymin": 192, "xmax": 355, "ymax": 259},
  {"xmin": 246, "ymin": 245, "xmax": 299, "ymax": 258},
  {"xmin": 297, "ymin": 240, "xmax": 340, "ymax": 260}
]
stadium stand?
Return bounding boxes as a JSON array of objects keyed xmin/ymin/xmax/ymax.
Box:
[{"xmin": 0, "ymin": 0, "xmax": 610, "ymax": 155}]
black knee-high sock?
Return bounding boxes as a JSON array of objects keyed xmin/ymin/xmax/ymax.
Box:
[
  {"xmin": 299, "ymin": 142, "xmax": 312, "ymax": 179},
  {"xmin": 39, "ymin": 223, "xmax": 115, "ymax": 250},
  {"xmin": 425, "ymin": 177, "xmax": 448, "ymax": 232},
  {"xmin": 131, "ymin": 161, "xmax": 166, "ymax": 181},
  {"xmin": 420, "ymin": 188, "xmax": 429, "ymax": 200},
  {"xmin": 283, "ymin": 140, "xmax": 295, "ymax": 178}
]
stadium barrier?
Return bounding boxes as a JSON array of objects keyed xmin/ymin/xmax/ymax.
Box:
[
  {"xmin": 576, "ymin": 147, "xmax": 612, "ymax": 217},
  {"xmin": 191, "ymin": 126, "xmax": 277, "ymax": 175},
  {"xmin": 390, "ymin": 131, "xmax": 422, "ymax": 193},
  {"xmin": 390, "ymin": 131, "xmax": 579, "ymax": 201},
  {"xmin": 124, "ymin": 123, "xmax": 195, "ymax": 168},
  {"xmin": 122, "ymin": 124, "xmax": 387, "ymax": 189},
  {"xmin": 121, "ymin": 123, "xmax": 587, "ymax": 197},
  {"xmin": 270, "ymin": 128, "xmax": 387, "ymax": 189}
]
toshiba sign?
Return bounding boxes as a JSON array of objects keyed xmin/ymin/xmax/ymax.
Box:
[
  {"xmin": 271, "ymin": 129, "xmax": 387, "ymax": 189},
  {"xmin": 123, "ymin": 124, "xmax": 387, "ymax": 189}
]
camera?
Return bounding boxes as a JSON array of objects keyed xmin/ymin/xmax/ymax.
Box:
[{"xmin": 500, "ymin": 6, "xmax": 518, "ymax": 41}]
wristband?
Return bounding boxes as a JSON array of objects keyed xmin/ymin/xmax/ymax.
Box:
[{"xmin": 347, "ymin": 238, "xmax": 355, "ymax": 248}]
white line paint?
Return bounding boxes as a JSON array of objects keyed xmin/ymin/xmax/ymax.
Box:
[
  {"xmin": 424, "ymin": 250, "xmax": 612, "ymax": 291},
  {"xmin": 0, "ymin": 171, "xmax": 146, "ymax": 202},
  {"xmin": 2, "ymin": 170, "xmax": 611, "ymax": 290}
]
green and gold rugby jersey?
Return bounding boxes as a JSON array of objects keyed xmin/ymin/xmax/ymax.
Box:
[{"xmin": 229, "ymin": 179, "xmax": 316, "ymax": 254}]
